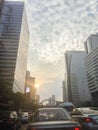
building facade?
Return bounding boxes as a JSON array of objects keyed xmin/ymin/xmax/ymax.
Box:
[
  {"xmin": 65, "ymin": 51, "xmax": 91, "ymax": 106},
  {"xmin": 84, "ymin": 33, "xmax": 98, "ymax": 54},
  {"xmin": 0, "ymin": 0, "xmax": 3, "ymax": 12},
  {"xmin": 85, "ymin": 33, "xmax": 98, "ymax": 106},
  {"xmin": 62, "ymin": 80, "xmax": 67, "ymax": 102},
  {"xmin": 25, "ymin": 71, "xmax": 36, "ymax": 100},
  {"xmin": 35, "ymin": 94, "xmax": 40, "ymax": 105},
  {"xmin": 0, "ymin": 1, "xmax": 29, "ymax": 93}
]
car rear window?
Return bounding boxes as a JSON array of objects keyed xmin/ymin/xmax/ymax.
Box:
[{"xmin": 34, "ymin": 108, "xmax": 71, "ymax": 121}]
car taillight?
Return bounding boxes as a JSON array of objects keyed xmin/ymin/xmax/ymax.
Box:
[
  {"xmin": 74, "ymin": 127, "xmax": 80, "ymax": 130},
  {"xmin": 85, "ymin": 117, "xmax": 91, "ymax": 123},
  {"xmin": 7, "ymin": 118, "xmax": 14, "ymax": 123}
]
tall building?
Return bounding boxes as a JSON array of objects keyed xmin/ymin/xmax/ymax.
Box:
[
  {"xmin": 25, "ymin": 71, "xmax": 36, "ymax": 100},
  {"xmin": 35, "ymin": 94, "xmax": 40, "ymax": 105},
  {"xmin": 0, "ymin": 0, "xmax": 4, "ymax": 39},
  {"xmin": 0, "ymin": 0, "xmax": 3, "ymax": 11},
  {"xmin": 85, "ymin": 33, "xmax": 98, "ymax": 105},
  {"xmin": 84, "ymin": 33, "xmax": 98, "ymax": 54},
  {"xmin": 51, "ymin": 95, "xmax": 56, "ymax": 106},
  {"xmin": 0, "ymin": 1, "xmax": 29, "ymax": 93},
  {"xmin": 65, "ymin": 51, "xmax": 91, "ymax": 106},
  {"xmin": 62, "ymin": 80, "xmax": 67, "ymax": 102}
]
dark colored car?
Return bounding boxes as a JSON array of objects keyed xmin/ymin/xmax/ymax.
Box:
[
  {"xmin": 71, "ymin": 107, "xmax": 98, "ymax": 130},
  {"xmin": 27, "ymin": 107, "xmax": 81, "ymax": 130},
  {"xmin": 0, "ymin": 110, "xmax": 21, "ymax": 130}
]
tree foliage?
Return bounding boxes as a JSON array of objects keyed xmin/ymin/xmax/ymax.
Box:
[
  {"xmin": 0, "ymin": 79, "xmax": 39, "ymax": 111},
  {"xmin": 0, "ymin": 79, "xmax": 14, "ymax": 102}
]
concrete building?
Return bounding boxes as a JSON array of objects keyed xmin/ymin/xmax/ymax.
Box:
[
  {"xmin": 51, "ymin": 95, "xmax": 56, "ymax": 106},
  {"xmin": 25, "ymin": 71, "xmax": 36, "ymax": 100},
  {"xmin": 85, "ymin": 33, "xmax": 98, "ymax": 106},
  {"xmin": 35, "ymin": 94, "xmax": 40, "ymax": 105},
  {"xmin": 0, "ymin": 0, "xmax": 4, "ymax": 41},
  {"xmin": 0, "ymin": 1, "xmax": 29, "ymax": 93},
  {"xmin": 0, "ymin": 0, "xmax": 3, "ymax": 11},
  {"xmin": 62, "ymin": 80, "xmax": 67, "ymax": 102},
  {"xmin": 65, "ymin": 51, "xmax": 91, "ymax": 106},
  {"xmin": 84, "ymin": 33, "xmax": 98, "ymax": 54}
]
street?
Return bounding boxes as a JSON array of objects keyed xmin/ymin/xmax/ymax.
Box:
[{"xmin": 21, "ymin": 122, "xmax": 30, "ymax": 130}]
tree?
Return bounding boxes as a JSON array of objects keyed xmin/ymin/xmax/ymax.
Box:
[{"xmin": 0, "ymin": 79, "xmax": 14, "ymax": 103}]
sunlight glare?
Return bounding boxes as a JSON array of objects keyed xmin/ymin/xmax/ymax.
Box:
[
  {"xmin": 26, "ymin": 87, "xmax": 30, "ymax": 93},
  {"xmin": 35, "ymin": 84, "xmax": 39, "ymax": 88}
]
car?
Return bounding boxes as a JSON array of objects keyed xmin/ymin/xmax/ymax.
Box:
[
  {"xmin": 59, "ymin": 102, "xmax": 75, "ymax": 114},
  {"xmin": 27, "ymin": 107, "xmax": 81, "ymax": 130},
  {"xmin": 19, "ymin": 112, "xmax": 30, "ymax": 123},
  {"xmin": 28, "ymin": 111, "xmax": 34, "ymax": 121},
  {"xmin": 0, "ymin": 110, "xmax": 21, "ymax": 130},
  {"xmin": 71, "ymin": 107, "xmax": 98, "ymax": 130}
]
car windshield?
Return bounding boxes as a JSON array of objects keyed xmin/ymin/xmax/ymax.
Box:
[{"xmin": 34, "ymin": 108, "xmax": 71, "ymax": 121}]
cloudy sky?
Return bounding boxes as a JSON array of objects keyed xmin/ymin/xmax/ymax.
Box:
[
  {"xmin": 7, "ymin": 0, "xmax": 98, "ymax": 101},
  {"xmin": 26, "ymin": 0, "xmax": 98, "ymax": 102}
]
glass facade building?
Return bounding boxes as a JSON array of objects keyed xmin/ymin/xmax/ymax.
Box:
[
  {"xmin": 25, "ymin": 71, "xmax": 36, "ymax": 100},
  {"xmin": 84, "ymin": 33, "xmax": 98, "ymax": 54},
  {"xmin": 65, "ymin": 51, "xmax": 91, "ymax": 106},
  {"xmin": 85, "ymin": 34, "xmax": 98, "ymax": 105},
  {"xmin": 0, "ymin": 1, "xmax": 29, "ymax": 93}
]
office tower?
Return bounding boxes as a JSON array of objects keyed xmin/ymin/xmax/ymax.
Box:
[
  {"xmin": 85, "ymin": 33, "xmax": 98, "ymax": 105},
  {"xmin": 25, "ymin": 71, "xmax": 36, "ymax": 100},
  {"xmin": 62, "ymin": 80, "xmax": 67, "ymax": 102},
  {"xmin": 51, "ymin": 95, "xmax": 56, "ymax": 106},
  {"xmin": 0, "ymin": 0, "xmax": 4, "ymax": 37},
  {"xmin": 0, "ymin": 1, "xmax": 29, "ymax": 93},
  {"xmin": 35, "ymin": 94, "xmax": 40, "ymax": 105},
  {"xmin": 84, "ymin": 33, "xmax": 98, "ymax": 54},
  {"xmin": 65, "ymin": 51, "xmax": 91, "ymax": 106},
  {"xmin": 0, "ymin": 0, "xmax": 3, "ymax": 11}
]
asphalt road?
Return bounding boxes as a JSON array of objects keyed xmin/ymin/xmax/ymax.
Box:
[{"xmin": 21, "ymin": 122, "xmax": 30, "ymax": 130}]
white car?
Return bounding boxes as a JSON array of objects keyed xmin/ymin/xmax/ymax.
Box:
[{"xmin": 19, "ymin": 112, "xmax": 30, "ymax": 123}]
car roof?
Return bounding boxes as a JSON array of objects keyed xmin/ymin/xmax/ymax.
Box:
[
  {"xmin": 38, "ymin": 108, "xmax": 65, "ymax": 110},
  {"xmin": 75, "ymin": 107, "xmax": 98, "ymax": 110},
  {"xmin": 74, "ymin": 107, "xmax": 98, "ymax": 114},
  {"xmin": 0, "ymin": 110, "xmax": 17, "ymax": 113}
]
